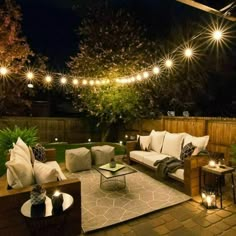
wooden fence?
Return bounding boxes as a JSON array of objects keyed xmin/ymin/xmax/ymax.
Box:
[
  {"xmin": 121, "ymin": 116, "xmax": 236, "ymax": 163},
  {"xmin": 0, "ymin": 116, "xmax": 101, "ymax": 144},
  {"xmin": 1, "ymin": 116, "xmax": 236, "ymax": 162}
]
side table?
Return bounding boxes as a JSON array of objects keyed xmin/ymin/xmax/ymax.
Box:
[
  {"xmin": 21, "ymin": 192, "xmax": 73, "ymax": 235},
  {"xmin": 201, "ymin": 165, "xmax": 236, "ymax": 208}
]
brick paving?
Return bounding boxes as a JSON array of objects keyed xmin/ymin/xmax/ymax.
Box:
[{"xmin": 80, "ymin": 162, "xmax": 236, "ymax": 236}]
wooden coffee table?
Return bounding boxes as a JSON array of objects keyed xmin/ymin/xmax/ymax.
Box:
[{"xmin": 95, "ymin": 164, "xmax": 137, "ymax": 190}]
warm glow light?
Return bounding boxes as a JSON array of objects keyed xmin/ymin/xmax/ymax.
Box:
[
  {"xmin": 27, "ymin": 83, "xmax": 34, "ymax": 88},
  {"xmin": 53, "ymin": 190, "xmax": 60, "ymax": 197},
  {"xmin": 131, "ymin": 77, "xmax": 135, "ymax": 82},
  {"xmin": 72, "ymin": 78, "xmax": 79, "ymax": 85},
  {"xmin": 95, "ymin": 80, "xmax": 100, "ymax": 85},
  {"xmin": 184, "ymin": 48, "xmax": 193, "ymax": 58},
  {"xmin": 101, "ymin": 80, "xmax": 106, "ymax": 84},
  {"xmin": 60, "ymin": 77, "xmax": 67, "ymax": 84},
  {"xmin": 0, "ymin": 66, "xmax": 8, "ymax": 76},
  {"xmin": 165, "ymin": 59, "xmax": 173, "ymax": 68},
  {"xmin": 143, "ymin": 71, "xmax": 149, "ymax": 78},
  {"xmin": 136, "ymin": 74, "xmax": 142, "ymax": 80},
  {"xmin": 26, "ymin": 71, "xmax": 34, "ymax": 80},
  {"xmin": 89, "ymin": 80, "xmax": 94, "ymax": 86},
  {"xmin": 213, "ymin": 30, "xmax": 222, "ymax": 41},
  {"xmin": 82, "ymin": 79, "xmax": 87, "ymax": 85},
  {"xmin": 153, "ymin": 66, "xmax": 160, "ymax": 74},
  {"xmin": 45, "ymin": 75, "xmax": 52, "ymax": 83},
  {"xmin": 209, "ymin": 160, "xmax": 216, "ymax": 168}
]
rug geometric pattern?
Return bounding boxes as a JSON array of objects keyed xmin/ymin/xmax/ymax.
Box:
[{"xmin": 65, "ymin": 168, "xmax": 191, "ymax": 233}]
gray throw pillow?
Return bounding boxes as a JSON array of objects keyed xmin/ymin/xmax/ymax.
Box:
[{"xmin": 180, "ymin": 142, "xmax": 196, "ymax": 160}]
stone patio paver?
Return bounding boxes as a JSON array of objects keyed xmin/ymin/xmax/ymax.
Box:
[
  {"xmin": 164, "ymin": 219, "xmax": 183, "ymax": 231},
  {"xmin": 153, "ymin": 225, "xmax": 170, "ymax": 235},
  {"xmin": 205, "ymin": 214, "xmax": 222, "ymax": 223},
  {"xmin": 216, "ymin": 209, "xmax": 232, "ymax": 218}
]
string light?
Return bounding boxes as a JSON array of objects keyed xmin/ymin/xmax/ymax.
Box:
[
  {"xmin": 165, "ymin": 59, "xmax": 173, "ymax": 68},
  {"xmin": 184, "ymin": 48, "xmax": 193, "ymax": 58},
  {"xmin": 212, "ymin": 30, "xmax": 223, "ymax": 41},
  {"xmin": 0, "ymin": 22, "xmax": 232, "ymax": 87},
  {"xmin": 0, "ymin": 66, "xmax": 8, "ymax": 76},
  {"xmin": 26, "ymin": 71, "xmax": 34, "ymax": 80},
  {"xmin": 153, "ymin": 66, "xmax": 160, "ymax": 74},
  {"xmin": 60, "ymin": 77, "xmax": 67, "ymax": 84},
  {"xmin": 45, "ymin": 75, "xmax": 52, "ymax": 83}
]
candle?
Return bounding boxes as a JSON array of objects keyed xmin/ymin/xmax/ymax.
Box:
[
  {"xmin": 51, "ymin": 191, "xmax": 64, "ymax": 214},
  {"xmin": 209, "ymin": 160, "xmax": 216, "ymax": 168}
]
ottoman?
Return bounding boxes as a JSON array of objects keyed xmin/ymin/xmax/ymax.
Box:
[
  {"xmin": 65, "ymin": 147, "xmax": 91, "ymax": 172},
  {"xmin": 91, "ymin": 145, "xmax": 115, "ymax": 165}
]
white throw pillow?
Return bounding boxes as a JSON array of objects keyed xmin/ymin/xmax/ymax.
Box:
[
  {"xmin": 34, "ymin": 160, "xmax": 59, "ymax": 184},
  {"xmin": 184, "ymin": 134, "xmax": 209, "ymax": 154},
  {"xmin": 137, "ymin": 135, "xmax": 151, "ymax": 151},
  {"xmin": 150, "ymin": 130, "xmax": 166, "ymax": 153},
  {"xmin": 6, "ymin": 150, "xmax": 35, "ymax": 189},
  {"xmin": 161, "ymin": 132, "xmax": 185, "ymax": 159},
  {"xmin": 15, "ymin": 137, "xmax": 32, "ymax": 164}
]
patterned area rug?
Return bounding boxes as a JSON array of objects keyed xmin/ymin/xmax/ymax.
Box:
[{"xmin": 64, "ymin": 168, "xmax": 191, "ymax": 233}]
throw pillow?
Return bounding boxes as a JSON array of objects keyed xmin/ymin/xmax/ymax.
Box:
[
  {"xmin": 150, "ymin": 130, "xmax": 166, "ymax": 153},
  {"xmin": 32, "ymin": 144, "xmax": 47, "ymax": 162},
  {"xmin": 137, "ymin": 135, "xmax": 151, "ymax": 151},
  {"xmin": 33, "ymin": 160, "xmax": 59, "ymax": 184},
  {"xmin": 183, "ymin": 134, "xmax": 209, "ymax": 154},
  {"xmin": 14, "ymin": 137, "xmax": 32, "ymax": 164},
  {"xmin": 6, "ymin": 149, "xmax": 35, "ymax": 189},
  {"xmin": 180, "ymin": 142, "xmax": 196, "ymax": 160},
  {"xmin": 161, "ymin": 132, "xmax": 185, "ymax": 159}
]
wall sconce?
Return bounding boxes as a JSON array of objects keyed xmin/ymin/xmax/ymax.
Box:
[{"xmin": 201, "ymin": 187, "xmax": 217, "ymax": 209}]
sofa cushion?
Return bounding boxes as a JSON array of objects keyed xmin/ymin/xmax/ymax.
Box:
[
  {"xmin": 143, "ymin": 153, "xmax": 171, "ymax": 167},
  {"xmin": 161, "ymin": 132, "xmax": 185, "ymax": 159},
  {"xmin": 180, "ymin": 142, "xmax": 196, "ymax": 160},
  {"xmin": 45, "ymin": 161, "xmax": 67, "ymax": 180},
  {"xmin": 6, "ymin": 149, "xmax": 35, "ymax": 189},
  {"xmin": 34, "ymin": 160, "xmax": 59, "ymax": 184},
  {"xmin": 150, "ymin": 130, "xmax": 166, "ymax": 153},
  {"xmin": 137, "ymin": 135, "xmax": 151, "ymax": 151},
  {"xmin": 168, "ymin": 169, "xmax": 184, "ymax": 182},
  {"xmin": 184, "ymin": 134, "xmax": 209, "ymax": 154}
]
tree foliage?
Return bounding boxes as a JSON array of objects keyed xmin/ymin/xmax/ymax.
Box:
[
  {"xmin": 68, "ymin": 0, "xmax": 160, "ymax": 140},
  {"xmin": 0, "ymin": 0, "xmax": 34, "ymax": 115}
]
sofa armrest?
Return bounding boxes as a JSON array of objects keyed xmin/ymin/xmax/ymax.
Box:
[
  {"xmin": 125, "ymin": 141, "xmax": 138, "ymax": 164},
  {"xmin": 45, "ymin": 148, "xmax": 57, "ymax": 161},
  {"xmin": 0, "ymin": 178, "xmax": 81, "ymax": 236},
  {"xmin": 184, "ymin": 155, "xmax": 209, "ymax": 196}
]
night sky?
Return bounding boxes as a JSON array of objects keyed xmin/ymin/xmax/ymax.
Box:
[{"xmin": 15, "ymin": 0, "xmax": 210, "ymax": 70}]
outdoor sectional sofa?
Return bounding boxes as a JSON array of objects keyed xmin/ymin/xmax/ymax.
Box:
[
  {"xmin": 126, "ymin": 130, "xmax": 210, "ymax": 196},
  {"xmin": 0, "ymin": 148, "xmax": 81, "ymax": 236}
]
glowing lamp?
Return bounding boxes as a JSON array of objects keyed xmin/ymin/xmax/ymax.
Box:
[
  {"xmin": 27, "ymin": 83, "xmax": 34, "ymax": 88},
  {"xmin": 72, "ymin": 79, "xmax": 79, "ymax": 85},
  {"xmin": 88, "ymin": 138, "xmax": 91, "ymax": 142},
  {"xmin": 136, "ymin": 74, "xmax": 142, "ymax": 80},
  {"xmin": 201, "ymin": 187, "xmax": 217, "ymax": 209},
  {"xmin": 208, "ymin": 160, "xmax": 216, "ymax": 168},
  {"xmin": 82, "ymin": 79, "xmax": 87, "ymax": 85}
]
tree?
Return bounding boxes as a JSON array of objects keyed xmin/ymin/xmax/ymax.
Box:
[
  {"xmin": 68, "ymin": 1, "xmax": 159, "ymax": 141},
  {"xmin": 0, "ymin": 0, "xmax": 34, "ymax": 115}
]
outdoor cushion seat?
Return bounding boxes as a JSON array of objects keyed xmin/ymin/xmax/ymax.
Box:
[
  {"xmin": 65, "ymin": 147, "xmax": 91, "ymax": 172},
  {"xmin": 91, "ymin": 145, "xmax": 115, "ymax": 165}
]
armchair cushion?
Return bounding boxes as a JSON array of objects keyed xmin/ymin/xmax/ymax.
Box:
[
  {"xmin": 32, "ymin": 143, "xmax": 47, "ymax": 163},
  {"xmin": 180, "ymin": 142, "xmax": 196, "ymax": 160},
  {"xmin": 137, "ymin": 135, "xmax": 151, "ymax": 151}
]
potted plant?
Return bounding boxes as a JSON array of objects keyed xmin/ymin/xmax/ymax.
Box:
[{"xmin": 0, "ymin": 125, "xmax": 38, "ymax": 158}]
